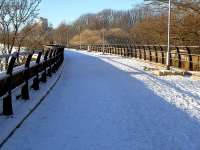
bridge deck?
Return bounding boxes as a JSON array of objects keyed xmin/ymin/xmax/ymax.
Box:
[{"xmin": 2, "ymin": 50, "xmax": 200, "ymax": 150}]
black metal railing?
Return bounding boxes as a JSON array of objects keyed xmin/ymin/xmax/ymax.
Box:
[{"xmin": 0, "ymin": 45, "xmax": 64, "ymax": 116}]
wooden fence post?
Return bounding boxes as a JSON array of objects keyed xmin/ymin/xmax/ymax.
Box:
[
  {"xmin": 175, "ymin": 47, "xmax": 181, "ymax": 68},
  {"xmin": 160, "ymin": 46, "xmax": 165, "ymax": 64},
  {"xmin": 3, "ymin": 53, "xmax": 18, "ymax": 116},
  {"xmin": 17, "ymin": 53, "xmax": 33, "ymax": 100},
  {"xmin": 143, "ymin": 46, "xmax": 146, "ymax": 60},
  {"xmin": 186, "ymin": 47, "xmax": 193, "ymax": 71},
  {"xmin": 31, "ymin": 52, "xmax": 42, "ymax": 91},
  {"xmin": 154, "ymin": 46, "xmax": 158, "ymax": 63}
]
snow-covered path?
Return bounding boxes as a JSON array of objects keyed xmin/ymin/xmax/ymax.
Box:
[{"xmin": 2, "ymin": 50, "xmax": 200, "ymax": 150}]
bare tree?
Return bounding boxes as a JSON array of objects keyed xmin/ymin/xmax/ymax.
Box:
[
  {"xmin": 53, "ymin": 22, "xmax": 69, "ymax": 45},
  {"xmin": 145, "ymin": 0, "xmax": 200, "ymax": 14},
  {"xmin": 0, "ymin": 0, "xmax": 41, "ymax": 54},
  {"xmin": 16, "ymin": 24, "xmax": 33, "ymax": 52},
  {"xmin": 22, "ymin": 17, "xmax": 54, "ymax": 50}
]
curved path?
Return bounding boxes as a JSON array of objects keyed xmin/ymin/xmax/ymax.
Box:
[{"xmin": 2, "ymin": 50, "xmax": 200, "ymax": 150}]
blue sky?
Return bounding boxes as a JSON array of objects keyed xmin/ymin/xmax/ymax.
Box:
[{"xmin": 39, "ymin": 0, "xmax": 143, "ymax": 27}]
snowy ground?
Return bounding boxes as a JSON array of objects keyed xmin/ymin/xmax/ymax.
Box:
[
  {"xmin": 0, "ymin": 63, "xmax": 63, "ymax": 146},
  {"xmin": 1, "ymin": 49, "xmax": 200, "ymax": 150},
  {"xmin": 82, "ymin": 50, "xmax": 200, "ymax": 120}
]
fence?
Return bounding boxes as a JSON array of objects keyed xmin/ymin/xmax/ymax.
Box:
[
  {"xmin": 0, "ymin": 45, "xmax": 64, "ymax": 116},
  {"xmin": 71, "ymin": 44, "xmax": 200, "ymax": 71}
]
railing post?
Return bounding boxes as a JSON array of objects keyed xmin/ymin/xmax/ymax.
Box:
[
  {"xmin": 97, "ymin": 45, "xmax": 99, "ymax": 52},
  {"xmin": 186, "ymin": 47, "xmax": 193, "ymax": 71},
  {"xmin": 3, "ymin": 53, "xmax": 17, "ymax": 116},
  {"xmin": 154, "ymin": 46, "xmax": 158, "ymax": 63},
  {"xmin": 117, "ymin": 45, "xmax": 120, "ymax": 55},
  {"xmin": 148, "ymin": 46, "xmax": 152, "ymax": 61},
  {"xmin": 122, "ymin": 45, "xmax": 125, "ymax": 57},
  {"xmin": 52, "ymin": 49, "xmax": 58, "ymax": 73},
  {"xmin": 47, "ymin": 49, "xmax": 53, "ymax": 77},
  {"xmin": 41, "ymin": 50, "xmax": 49, "ymax": 83},
  {"xmin": 56, "ymin": 47, "xmax": 61, "ymax": 68},
  {"xmin": 96, "ymin": 45, "xmax": 98, "ymax": 52},
  {"xmin": 106, "ymin": 45, "xmax": 108, "ymax": 54},
  {"xmin": 122, "ymin": 45, "xmax": 124, "ymax": 56},
  {"xmin": 31, "ymin": 52, "xmax": 42, "ymax": 91},
  {"xmin": 17, "ymin": 53, "xmax": 33, "ymax": 100},
  {"xmin": 91, "ymin": 45, "xmax": 93, "ymax": 52},
  {"xmin": 138, "ymin": 46, "xmax": 142, "ymax": 59},
  {"xmin": 175, "ymin": 47, "xmax": 181, "ymax": 68},
  {"xmin": 160, "ymin": 46, "xmax": 165, "ymax": 64},
  {"xmin": 126, "ymin": 44, "xmax": 130, "ymax": 57},
  {"xmin": 130, "ymin": 45, "xmax": 134, "ymax": 57},
  {"xmin": 124, "ymin": 44, "xmax": 128, "ymax": 57},
  {"xmin": 120, "ymin": 45, "xmax": 122, "ymax": 56},
  {"xmin": 118, "ymin": 44, "xmax": 121, "ymax": 55},
  {"xmin": 143, "ymin": 46, "xmax": 146, "ymax": 60},
  {"xmin": 116, "ymin": 45, "xmax": 119, "ymax": 55},
  {"xmin": 134, "ymin": 45, "xmax": 137, "ymax": 58},
  {"xmin": 110, "ymin": 45, "xmax": 113, "ymax": 54}
]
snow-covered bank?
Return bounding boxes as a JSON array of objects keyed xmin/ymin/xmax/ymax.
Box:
[
  {"xmin": 1, "ymin": 49, "xmax": 200, "ymax": 150},
  {"xmin": 0, "ymin": 62, "xmax": 64, "ymax": 147}
]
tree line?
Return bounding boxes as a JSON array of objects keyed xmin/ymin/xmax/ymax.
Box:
[
  {"xmin": 0, "ymin": 0, "xmax": 200, "ymax": 55},
  {"xmin": 68, "ymin": 0, "xmax": 200, "ymax": 46}
]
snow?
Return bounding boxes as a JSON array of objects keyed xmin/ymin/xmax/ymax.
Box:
[
  {"xmin": 1, "ymin": 49, "xmax": 200, "ymax": 150},
  {"xmin": 82, "ymin": 50, "xmax": 200, "ymax": 120},
  {"xmin": 0, "ymin": 63, "xmax": 64, "ymax": 146}
]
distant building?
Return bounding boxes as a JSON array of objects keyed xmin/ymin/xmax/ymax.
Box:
[{"xmin": 37, "ymin": 17, "xmax": 49, "ymax": 31}]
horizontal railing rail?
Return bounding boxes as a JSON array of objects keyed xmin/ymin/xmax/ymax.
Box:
[
  {"xmin": 70, "ymin": 44, "xmax": 200, "ymax": 71},
  {"xmin": 0, "ymin": 45, "xmax": 65, "ymax": 116}
]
